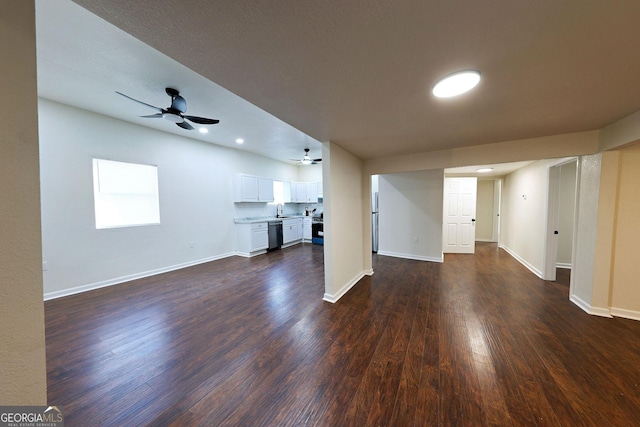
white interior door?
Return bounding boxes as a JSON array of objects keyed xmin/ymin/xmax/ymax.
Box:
[{"xmin": 443, "ymin": 177, "xmax": 478, "ymax": 254}]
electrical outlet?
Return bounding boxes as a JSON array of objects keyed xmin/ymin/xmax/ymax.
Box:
[
  {"xmin": 413, "ymin": 236, "xmax": 418, "ymax": 243},
  {"xmin": 189, "ymin": 241, "xmax": 195, "ymax": 248},
  {"xmin": 42, "ymin": 261, "xmax": 48, "ymax": 271}
]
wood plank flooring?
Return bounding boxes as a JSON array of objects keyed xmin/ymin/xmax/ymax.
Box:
[{"xmin": 45, "ymin": 242, "xmax": 640, "ymax": 426}]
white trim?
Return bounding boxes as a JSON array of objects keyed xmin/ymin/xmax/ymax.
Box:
[
  {"xmin": 377, "ymin": 250, "xmax": 444, "ymax": 263},
  {"xmin": 492, "ymin": 179, "xmax": 501, "ymax": 243},
  {"xmin": 500, "ymin": 245, "xmax": 543, "ymax": 278},
  {"xmin": 568, "ymin": 158, "xmax": 582, "ymax": 303},
  {"xmin": 364, "ymin": 268, "xmax": 374, "ymax": 276},
  {"xmin": 235, "ymin": 249, "xmax": 267, "ymax": 258},
  {"xmin": 475, "ymin": 238, "xmax": 496, "ymax": 243},
  {"xmin": 556, "ymin": 263, "xmax": 572, "ymax": 269},
  {"xmin": 543, "ymin": 164, "xmax": 560, "ymax": 280},
  {"xmin": 611, "ymin": 307, "xmax": 640, "ymax": 321},
  {"xmin": 323, "ymin": 270, "xmax": 367, "ymax": 303},
  {"xmin": 570, "ymin": 294, "xmax": 612, "ymax": 318},
  {"xmin": 547, "ymin": 157, "xmax": 579, "ymax": 168},
  {"xmin": 282, "ymin": 240, "xmax": 302, "ymax": 249},
  {"xmin": 43, "ymin": 252, "xmax": 236, "ymax": 300}
]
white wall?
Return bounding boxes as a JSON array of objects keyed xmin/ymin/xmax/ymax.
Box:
[
  {"xmin": 39, "ymin": 99, "xmax": 300, "ymax": 298},
  {"xmin": 298, "ymin": 163, "xmax": 322, "ymax": 182},
  {"xmin": 557, "ymin": 160, "xmax": 577, "ymax": 266},
  {"xmin": 476, "ymin": 180, "xmax": 495, "ymax": 242},
  {"xmin": 571, "ymin": 154, "xmax": 603, "ymax": 313},
  {"xmin": 378, "ymin": 170, "xmax": 444, "ymax": 262},
  {"xmin": 500, "ymin": 160, "xmax": 551, "ymax": 276}
]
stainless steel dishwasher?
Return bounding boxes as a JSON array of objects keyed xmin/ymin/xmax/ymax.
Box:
[{"xmin": 267, "ymin": 221, "xmax": 283, "ymax": 251}]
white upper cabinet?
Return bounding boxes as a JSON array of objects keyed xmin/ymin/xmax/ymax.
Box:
[
  {"xmin": 289, "ymin": 181, "xmax": 319, "ymax": 203},
  {"xmin": 234, "ymin": 174, "xmax": 274, "ymax": 202},
  {"xmin": 282, "ymin": 181, "xmax": 292, "ymax": 203},
  {"xmin": 306, "ymin": 182, "xmax": 317, "ymax": 203},
  {"xmin": 258, "ymin": 177, "xmax": 274, "ymax": 202},
  {"xmin": 295, "ymin": 182, "xmax": 307, "ymax": 203}
]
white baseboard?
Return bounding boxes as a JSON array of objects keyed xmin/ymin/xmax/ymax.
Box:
[
  {"xmin": 570, "ymin": 294, "xmax": 612, "ymax": 318},
  {"xmin": 235, "ymin": 249, "xmax": 268, "ymax": 258},
  {"xmin": 282, "ymin": 239, "xmax": 302, "ymax": 249},
  {"xmin": 610, "ymin": 307, "xmax": 640, "ymax": 321},
  {"xmin": 556, "ymin": 263, "xmax": 572, "ymax": 269},
  {"xmin": 499, "ymin": 245, "xmax": 543, "ymax": 278},
  {"xmin": 475, "ymin": 238, "xmax": 497, "ymax": 243},
  {"xmin": 43, "ymin": 252, "xmax": 236, "ymax": 301},
  {"xmin": 376, "ymin": 250, "xmax": 443, "ymax": 263},
  {"xmin": 323, "ymin": 270, "xmax": 367, "ymax": 303}
]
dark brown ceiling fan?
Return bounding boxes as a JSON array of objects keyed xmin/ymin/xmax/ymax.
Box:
[{"xmin": 116, "ymin": 87, "xmax": 219, "ymax": 130}]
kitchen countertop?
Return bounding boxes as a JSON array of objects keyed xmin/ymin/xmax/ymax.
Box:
[{"xmin": 234, "ymin": 215, "xmax": 303, "ymax": 224}]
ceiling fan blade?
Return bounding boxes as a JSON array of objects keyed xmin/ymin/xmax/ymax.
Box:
[
  {"xmin": 184, "ymin": 115, "xmax": 220, "ymax": 125},
  {"xmin": 313, "ymin": 158, "xmax": 322, "ymax": 162},
  {"xmin": 176, "ymin": 121, "xmax": 194, "ymax": 130},
  {"xmin": 116, "ymin": 91, "xmax": 162, "ymax": 112},
  {"xmin": 140, "ymin": 113, "xmax": 163, "ymax": 119}
]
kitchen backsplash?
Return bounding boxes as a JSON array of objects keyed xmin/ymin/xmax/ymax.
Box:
[{"xmin": 234, "ymin": 202, "xmax": 323, "ymax": 219}]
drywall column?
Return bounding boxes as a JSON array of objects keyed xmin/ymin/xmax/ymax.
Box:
[
  {"xmin": 589, "ymin": 151, "xmax": 619, "ymax": 313},
  {"xmin": 608, "ymin": 145, "xmax": 640, "ymax": 319},
  {"xmin": 0, "ymin": 1, "xmax": 47, "ymax": 404},
  {"xmin": 570, "ymin": 153, "xmax": 609, "ymax": 316},
  {"xmin": 322, "ymin": 142, "xmax": 367, "ymax": 302}
]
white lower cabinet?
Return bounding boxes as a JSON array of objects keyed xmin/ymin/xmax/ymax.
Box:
[
  {"xmin": 283, "ymin": 218, "xmax": 301, "ymax": 245},
  {"xmin": 303, "ymin": 217, "xmax": 312, "ymax": 241},
  {"xmin": 296, "ymin": 218, "xmax": 303, "ymax": 240},
  {"xmin": 235, "ymin": 222, "xmax": 268, "ymax": 256}
]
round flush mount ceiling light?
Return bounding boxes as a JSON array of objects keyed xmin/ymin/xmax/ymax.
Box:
[
  {"xmin": 476, "ymin": 167, "xmax": 493, "ymax": 173},
  {"xmin": 198, "ymin": 127, "xmax": 209, "ymax": 134},
  {"xmin": 432, "ymin": 70, "xmax": 481, "ymax": 98},
  {"xmin": 235, "ymin": 138, "xmax": 244, "ymax": 144}
]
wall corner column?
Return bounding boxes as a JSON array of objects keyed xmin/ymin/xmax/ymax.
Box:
[{"xmin": 0, "ymin": 0, "xmax": 48, "ymax": 404}]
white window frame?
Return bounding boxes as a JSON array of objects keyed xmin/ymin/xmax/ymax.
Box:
[{"xmin": 92, "ymin": 158, "xmax": 160, "ymax": 229}]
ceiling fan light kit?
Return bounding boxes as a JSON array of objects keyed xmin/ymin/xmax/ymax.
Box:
[
  {"xmin": 116, "ymin": 87, "xmax": 220, "ymax": 130},
  {"xmin": 292, "ymin": 148, "xmax": 322, "ymax": 165}
]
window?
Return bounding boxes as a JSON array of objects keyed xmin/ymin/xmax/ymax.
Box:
[
  {"xmin": 272, "ymin": 180, "xmax": 284, "ymax": 205},
  {"xmin": 92, "ymin": 158, "xmax": 160, "ymax": 229}
]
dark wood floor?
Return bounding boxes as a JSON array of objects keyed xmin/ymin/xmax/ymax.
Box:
[{"xmin": 45, "ymin": 242, "xmax": 640, "ymax": 426}]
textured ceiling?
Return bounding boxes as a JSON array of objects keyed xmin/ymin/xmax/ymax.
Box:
[{"xmin": 47, "ymin": 0, "xmax": 640, "ymax": 163}]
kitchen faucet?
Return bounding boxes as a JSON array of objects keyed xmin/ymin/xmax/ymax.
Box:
[{"xmin": 276, "ymin": 204, "xmax": 283, "ymax": 218}]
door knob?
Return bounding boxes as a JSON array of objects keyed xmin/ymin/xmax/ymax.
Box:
[{"xmin": 471, "ymin": 218, "xmax": 476, "ymax": 222}]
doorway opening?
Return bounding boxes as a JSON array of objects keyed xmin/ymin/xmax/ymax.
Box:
[{"xmin": 543, "ymin": 158, "xmax": 578, "ymax": 282}]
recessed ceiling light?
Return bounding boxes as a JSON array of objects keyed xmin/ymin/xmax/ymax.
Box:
[
  {"xmin": 476, "ymin": 168, "xmax": 493, "ymax": 173},
  {"xmin": 198, "ymin": 127, "xmax": 209, "ymax": 134},
  {"xmin": 236, "ymin": 138, "xmax": 244, "ymax": 144},
  {"xmin": 432, "ymin": 70, "xmax": 481, "ymax": 98}
]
